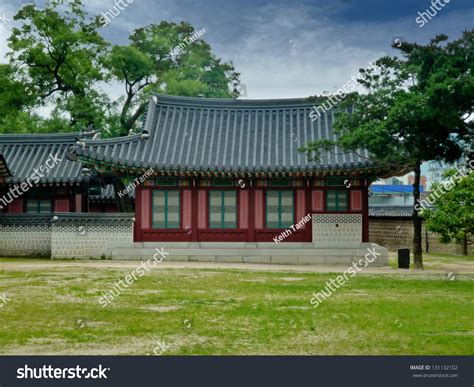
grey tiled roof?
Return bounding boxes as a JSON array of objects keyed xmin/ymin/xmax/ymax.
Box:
[
  {"xmin": 72, "ymin": 94, "xmax": 376, "ymax": 175},
  {"xmin": 0, "ymin": 133, "xmax": 86, "ymax": 184},
  {"xmin": 0, "ymin": 213, "xmax": 134, "ymax": 225},
  {"xmin": 0, "ymin": 154, "xmax": 12, "ymax": 177},
  {"xmin": 369, "ymin": 206, "xmax": 414, "ymax": 218}
]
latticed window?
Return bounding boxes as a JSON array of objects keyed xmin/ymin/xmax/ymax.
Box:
[
  {"xmin": 266, "ymin": 191, "xmax": 294, "ymax": 228},
  {"xmin": 26, "ymin": 199, "xmax": 52, "ymax": 213},
  {"xmin": 155, "ymin": 177, "xmax": 177, "ymax": 187},
  {"xmin": 326, "ymin": 190, "xmax": 348, "ymax": 211},
  {"xmin": 152, "ymin": 190, "xmax": 180, "ymax": 228},
  {"xmin": 209, "ymin": 191, "xmax": 237, "ymax": 228}
]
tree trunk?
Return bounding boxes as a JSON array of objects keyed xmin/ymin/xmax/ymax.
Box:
[
  {"xmin": 112, "ymin": 178, "xmax": 133, "ymax": 213},
  {"xmin": 413, "ymin": 162, "xmax": 423, "ymax": 269},
  {"xmin": 120, "ymin": 90, "xmax": 134, "ymax": 132},
  {"xmin": 463, "ymin": 233, "xmax": 468, "ymax": 256},
  {"xmin": 119, "ymin": 101, "xmax": 147, "ymax": 137}
]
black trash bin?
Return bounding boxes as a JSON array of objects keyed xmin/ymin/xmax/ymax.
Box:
[{"xmin": 398, "ymin": 248, "xmax": 410, "ymax": 269}]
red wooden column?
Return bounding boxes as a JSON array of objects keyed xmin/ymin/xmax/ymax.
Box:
[
  {"xmin": 248, "ymin": 184, "xmax": 255, "ymax": 242},
  {"xmin": 362, "ymin": 179, "xmax": 369, "ymax": 242},
  {"xmin": 134, "ymin": 185, "xmax": 142, "ymax": 242},
  {"xmin": 296, "ymin": 188, "xmax": 306, "ymax": 238},
  {"xmin": 350, "ymin": 190, "xmax": 363, "ymax": 211},
  {"xmin": 182, "ymin": 189, "xmax": 193, "ymax": 240},
  {"xmin": 8, "ymin": 199, "xmax": 23, "ymax": 213},
  {"xmin": 54, "ymin": 198, "xmax": 70, "ymax": 212},
  {"xmin": 197, "ymin": 188, "xmax": 207, "ymax": 239},
  {"xmin": 191, "ymin": 181, "xmax": 199, "ymax": 242},
  {"xmin": 239, "ymin": 189, "xmax": 249, "ymax": 229},
  {"xmin": 254, "ymin": 188, "xmax": 264, "ymax": 234},
  {"xmin": 136, "ymin": 187, "xmax": 151, "ymax": 242},
  {"xmin": 74, "ymin": 194, "xmax": 82, "ymax": 212},
  {"xmin": 305, "ymin": 181, "xmax": 312, "ymax": 242}
]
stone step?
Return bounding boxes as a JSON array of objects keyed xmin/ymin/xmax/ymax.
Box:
[
  {"xmin": 108, "ymin": 244, "xmax": 389, "ymax": 266},
  {"xmin": 138, "ymin": 241, "xmax": 370, "ymax": 249}
]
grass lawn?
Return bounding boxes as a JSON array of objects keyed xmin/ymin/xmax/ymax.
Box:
[{"xmin": 0, "ymin": 256, "xmax": 473, "ymax": 355}]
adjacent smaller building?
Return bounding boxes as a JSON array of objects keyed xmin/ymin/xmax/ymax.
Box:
[
  {"xmin": 0, "ymin": 133, "xmax": 92, "ymax": 214},
  {"xmin": 369, "ymin": 184, "xmax": 424, "ymax": 207},
  {"xmin": 0, "ymin": 154, "xmax": 12, "ymax": 182}
]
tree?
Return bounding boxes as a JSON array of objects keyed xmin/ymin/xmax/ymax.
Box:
[
  {"xmin": 301, "ymin": 31, "xmax": 474, "ymax": 268},
  {"xmin": 4, "ymin": 2, "xmax": 240, "ymax": 137},
  {"xmin": 3, "ymin": 1, "xmax": 241, "ymax": 211},
  {"xmin": 107, "ymin": 22, "xmax": 240, "ymax": 136},
  {"xmin": 7, "ymin": 0, "xmax": 110, "ymax": 131},
  {"xmin": 421, "ymin": 166, "xmax": 474, "ymax": 255},
  {"xmin": 0, "ymin": 64, "xmax": 31, "ymax": 118},
  {"xmin": 0, "ymin": 63, "xmax": 68, "ymax": 134}
]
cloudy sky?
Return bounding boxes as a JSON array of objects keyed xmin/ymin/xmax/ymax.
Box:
[{"xmin": 0, "ymin": 0, "xmax": 473, "ymax": 100}]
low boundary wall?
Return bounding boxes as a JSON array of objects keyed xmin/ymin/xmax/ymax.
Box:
[
  {"xmin": 369, "ymin": 218, "xmax": 466, "ymax": 255},
  {"xmin": 0, "ymin": 214, "xmax": 51, "ymax": 257},
  {"xmin": 0, "ymin": 213, "xmax": 134, "ymax": 258}
]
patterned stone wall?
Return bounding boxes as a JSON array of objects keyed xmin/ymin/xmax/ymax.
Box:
[
  {"xmin": 0, "ymin": 222, "xmax": 51, "ymax": 257},
  {"xmin": 312, "ymin": 214, "xmax": 362, "ymax": 243},
  {"xmin": 50, "ymin": 213, "xmax": 134, "ymax": 259},
  {"xmin": 0, "ymin": 213, "xmax": 134, "ymax": 258},
  {"xmin": 369, "ymin": 218, "xmax": 465, "ymax": 254}
]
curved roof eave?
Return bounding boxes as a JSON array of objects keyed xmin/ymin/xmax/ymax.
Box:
[{"xmin": 67, "ymin": 94, "xmax": 394, "ymax": 176}]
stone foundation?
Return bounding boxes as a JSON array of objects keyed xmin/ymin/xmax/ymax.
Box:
[{"xmin": 106, "ymin": 242, "xmax": 389, "ymax": 267}]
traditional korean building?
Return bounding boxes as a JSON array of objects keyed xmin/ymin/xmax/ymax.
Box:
[
  {"xmin": 0, "ymin": 132, "xmax": 94, "ymax": 213},
  {"xmin": 0, "ymin": 94, "xmax": 401, "ymax": 263},
  {"xmin": 0, "ymin": 154, "xmax": 12, "ymax": 180},
  {"xmin": 0, "ymin": 132, "xmax": 136, "ymax": 258},
  {"xmin": 69, "ymin": 94, "xmax": 400, "ymax": 248}
]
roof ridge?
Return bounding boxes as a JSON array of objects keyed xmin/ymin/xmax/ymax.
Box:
[
  {"xmin": 152, "ymin": 93, "xmax": 316, "ymax": 108},
  {"xmin": 78, "ymin": 133, "xmax": 143, "ymax": 145},
  {"xmin": 0, "ymin": 132, "xmax": 81, "ymax": 143}
]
